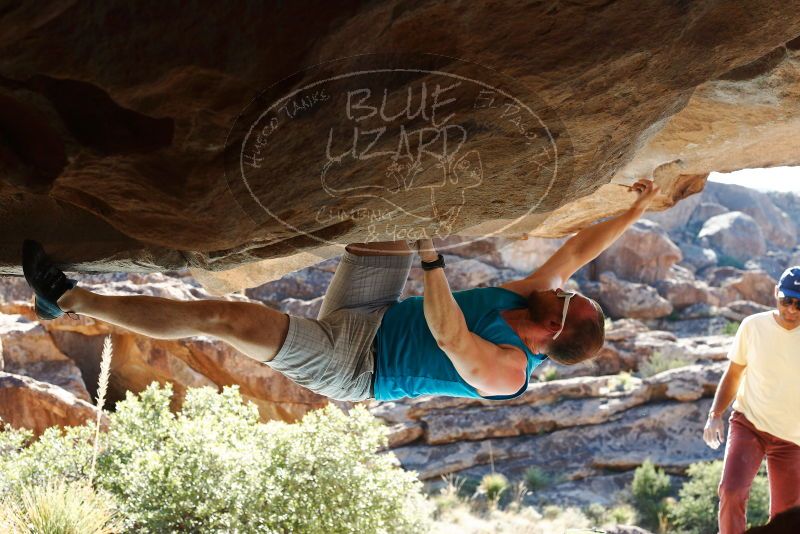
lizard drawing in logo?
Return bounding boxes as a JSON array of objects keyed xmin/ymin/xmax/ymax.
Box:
[{"xmin": 320, "ymin": 126, "xmax": 484, "ymax": 238}]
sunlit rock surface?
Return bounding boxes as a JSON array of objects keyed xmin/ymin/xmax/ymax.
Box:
[{"xmin": 1, "ymin": 3, "xmax": 799, "ymax": 295}]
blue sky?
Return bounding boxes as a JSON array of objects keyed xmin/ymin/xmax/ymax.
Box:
[{"xmin": 709, "ymin": 166, "xmax": 800, "ymax": 192}]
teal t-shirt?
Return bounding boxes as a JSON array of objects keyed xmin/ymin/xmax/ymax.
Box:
[{"xmin": 373, "ymin": 286, "xmax": 547, "ymax": 401}]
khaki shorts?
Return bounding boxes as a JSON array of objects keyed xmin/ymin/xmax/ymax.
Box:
[{"xmin": 267, "ymin": 250, "xmax": 413, "ymax": 401}]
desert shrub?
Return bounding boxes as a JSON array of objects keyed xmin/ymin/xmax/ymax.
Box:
[
  {"xmin": 585, "ymin": 502, "xmax": 606, "ymax": 524},
  {"xmin": 606, "ymin": 503, "xmax": 637, "ymax": 525},
  {"xmin": 638, "ymin": 350, "xmax": 693, "ymax": 378},
  {"xmin": 542, "ymin": 504, "xmax": 563, "ymax": 520},
  {"xmin": 722, "ymin": 321, "xmax": 740, "ymax": 336},
  {"xmin": 457, "ymin": 476, "xmax": 482, "ymax": 500},
  {"xmin": 542, "ymin": 367, "xmax": 559, "ymax": 382},
  {"xmin": 0, "ymin": 383, "xmax": 432, "ymax": 533},
  {"xmin": 478, "ymin": 473, "xmax": 509, "ymax": 508},
  {"xmin": 631, "ymin": 460, "xmax": 673, "ymax": 531},
  {"xmin": 506, "ymin": 481, "xmax": 529, "ymax": 512},
  {"xmin": 0, "ymin": 479, "xmax": 120, "ymax": 534},
  {"xmin": 669, "ymin": 460, "xmax": 768, "ymax": 534},
  {"xmin": 585, "ymin": 502, "xmax": 638, "ymax": 527},
  {"xmin": 605, "ymin": 372, "xmax": 636, "ymax": 393},
  {"xmin": 432, "ymin": 474, "xmax": 466, "ymax": 518},
  {"xmin": 524, "ymin": 466, "xmax": 551, "ymax": 492}
]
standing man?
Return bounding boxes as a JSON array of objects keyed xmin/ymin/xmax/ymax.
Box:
[{"xmin": 704, "ymin": 267, "xmax": 800, "ymax": 533}]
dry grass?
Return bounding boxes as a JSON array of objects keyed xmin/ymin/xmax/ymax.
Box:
[
  {"xmin": 0, "ymin": 480, "xmax": 120, "ymax": 534},
  {"xmin": 90, "ymin": 335, "xmax": 113, "ymax": 483}
]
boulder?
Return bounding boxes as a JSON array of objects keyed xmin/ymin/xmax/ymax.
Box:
[
  {"xmin": 720, "ymin": 300, "xmax": 773, "ymax": 322},
  {"xmin": 643, "ymin": 194, "xmax": 704, "ymax": 234},
  {"xmin": 402, "ymin": 255, "xmax": 520, "ymax": 298},
  {"xmin": 706, "ymin": 182, "xmax": 797, "ymax": 248},
  {"xmin": 644, "ymin": 361, "xmax": 726, "ymax": 402},
  {"xmin": 385, "ymin": 422, "xmax": 424, "ymax": 449},
  {"xmin": 593, "ymin": 220, "xmax": 682, "ymax": 284},
  {"xmin": 0, "ymin": 314, "xmax": 89, "ymax": 401},
  {"xmin": 605, "ymin": 318, "xmax": 651, "ymax": 341},
  {"xmin": 703, "ymin": 266, "xmax": 746, "ymax": 287},
  {"xmin": 688, "ymin": 201, "xmax": 729, "ymax": 229},
  {"xmin": 655, "ymin": 277, "xmax": 716, "ymax": 310},
  {"xmin": 391, "ymin": 401, "xmax": 720, "ymax": 480},
  {"xmin": 676, "ymin": 302, "xmax": 717, "ymax": 320},
  {"xmin": 679, "ymin": 243, "xmax": 718, "ymax": 273},
  {"xmin": 590, "ymin": 272, "xmax": 673, "ymax": 320},
  {"xmin": 698, "ymin": 212, "xmax": 767, "ymax": 265},
  {"xmin": 720, "ymin": 270, "xmax": 776, "ymax": 306},
  {"xmin": 433, "ymin": 235, "xmax": 566, "ymax": 274},
  {"xmin": 744, "ymin": 252, "xmax": 790, "ymax": 280},
  {"xmin": 246, "ymin": 266, "xmax": 334, "ymax": 305},
  {"xmin": 0, "ymin": 372, "xmax": 105, "ymax": 436},
  {"xmin": 0, "ymin": 276, "xmax": 34, "ymax": 304}
]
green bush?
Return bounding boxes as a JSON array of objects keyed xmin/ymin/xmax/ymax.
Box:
[
  {"xmin": 638, "ymin": 350, "xmax": 694, "ymax": 378},
  {"xmin": 541, "ymin": 367, "xmax": 559, "ymax": 382},
  {"xmin": 524, "ymin": 466, "xmax": 551, "ymax": 492},
  {"xmin": 722, "ymin": 321, "xmax": 740, "ymax": 336},
  {"xmin": 478, "ymin": 473, "xmax": 509, "ymax": 508},
  {"xmin": 585, "ymin": 502, "xmax": 638, "ymax": 527},
  {"xmin": 631, "ymin": 460, "xmax": 672, "ymax": 531},
  {"xmin": 0, "ymin": 383, "xmax": 432, "ymax": 533},
  {"xmin": 669, "ymin": 460, "xmax": 768, "ymax": 534},
  {"xmin": 606, "ymin": 503, "xmax": 637, "ymax": 525}
]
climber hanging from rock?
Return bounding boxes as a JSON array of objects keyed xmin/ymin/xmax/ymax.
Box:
[{"xmin": 22, "ymin": 179, "xmax": 659, "ymax": 402}]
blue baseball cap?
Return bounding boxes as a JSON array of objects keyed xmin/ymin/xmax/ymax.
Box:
[{"xmin": 777, "ymin": 266, "xmax": 800, "ymax": 299}]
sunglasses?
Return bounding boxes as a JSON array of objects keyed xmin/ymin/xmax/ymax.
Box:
[
  {"xmin": 552, "ymin": 290, "xmax": 576, "ymax": 340},
  {"xmin": 779, "ymin": 296, "xmax": 800, "ymax": 311}
]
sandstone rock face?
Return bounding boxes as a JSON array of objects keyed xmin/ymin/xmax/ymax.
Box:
[
  {"xmin": 593, "ymin": 220, "xmax": 682, "ymax": 284},
  {"xmin": 719, "ymin": 270, "xmax": 777, "ymax": 307},
  {"xmin": 705, "ymin": 182, "xmax": 797, "ymax": 248},
  {"xmin": 1, "ymin": 3, "xmax": 800, "ymax": 290},
  {"xmin": 720, "ymin": 300, "xmax": 773, "ymax": 322},
  {"xmin": 655, "ymin": 277, "xmax": 716, "ymax": 310},
  {"xmin": 0, "ymin": 314, "xmax": 89, "ymax": 401},
  {"xmin": 688, "ymin": 202, "xmax": 729, "ymax": 228},
  {"xmin": 390, "ymin": 399, "xmax": 719, "ymax": 481},
  {"xmin": 0, "ymin": 273, "xmax": 328, "ymax": 423},
  {"xmin": 0, "ymin": 372, "xmax": 105, "ymax": 436},
  {"xmin": 698, "ymin": 212, "xmax": 767, "ymax": 264},
  {"xmin": 587, "ymin": 272, "xmax": 673, "ymax": 320},
  {"xmin": 678, "ymin": 243, "xmax": 719, "ymax": 273}
]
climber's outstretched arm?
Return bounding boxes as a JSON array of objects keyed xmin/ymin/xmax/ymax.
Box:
[{"xmin": 523, "ymin": 179, "xmax": 660, "ymax": 291}]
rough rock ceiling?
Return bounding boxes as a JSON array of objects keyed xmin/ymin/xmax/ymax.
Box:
[{"xmin": 1, "ymin": 1, "xmax": 799, "ymax": 292}]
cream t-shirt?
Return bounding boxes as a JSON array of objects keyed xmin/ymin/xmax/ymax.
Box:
[{"xmin": 727, "ymin": 311, "xmax": 800, "ymax": 446}]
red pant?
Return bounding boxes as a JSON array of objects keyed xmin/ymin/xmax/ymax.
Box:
[{"xmin": 718, "ymin": 411, "xmax": 800, "ymax": 534}]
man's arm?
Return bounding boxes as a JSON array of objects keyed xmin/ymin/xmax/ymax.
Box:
[
  {"xmin": 416, "ymin": 240, "xmax": 527, "ymax": 395},
  {"xmin": 703, "ymin": 360, "xmax": 746, "ymax": 449},
  {"xmin": 523, "ymin": 179, "xmax": 660, "ymax": 291}
]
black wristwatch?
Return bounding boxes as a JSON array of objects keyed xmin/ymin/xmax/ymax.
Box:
[{"xmin": 421, "ymin": 253, "xmax": 445, "ymax": 271}]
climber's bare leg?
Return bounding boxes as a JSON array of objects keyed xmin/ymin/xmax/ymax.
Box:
[
  {"xmin": 345, "ymin": 240, "xmax": 413, "ymax": 256},
  {"xmin": 57, "ymin": 287, "xmax": 288, "ymax": 362}
]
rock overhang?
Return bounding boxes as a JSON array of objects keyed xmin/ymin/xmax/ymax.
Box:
[{"xmin": 0, "ymin": 2, "xmax": 798, "ymax": 293}]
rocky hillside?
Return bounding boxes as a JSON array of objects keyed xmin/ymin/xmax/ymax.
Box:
[{"xmin": 1, "ymin": 180, "xmax": 798, "ymax": 509}]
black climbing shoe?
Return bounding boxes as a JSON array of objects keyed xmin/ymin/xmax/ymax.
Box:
[{"xmin": 21, "ymin": 239, "xmax": 78, "ymax": 320}]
